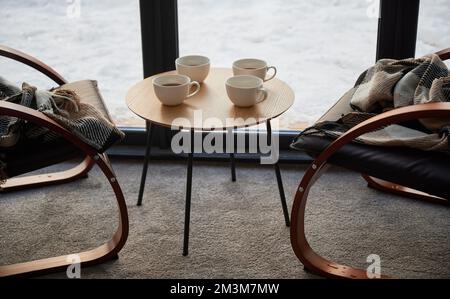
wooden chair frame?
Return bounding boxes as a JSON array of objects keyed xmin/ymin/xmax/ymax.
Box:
[
  {"xmin": 0, "ymin": 45, "xmax": 129, "ymax": 277},
  {"xmin": 291, "ymin": 48, "xmax": 450, "ymax": 279}
]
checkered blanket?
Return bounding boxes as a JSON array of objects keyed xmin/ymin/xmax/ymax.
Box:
[
  {"xmin": 293, "ymin": 54, "xmax": 450, "ymax": 153},
  {"xmin": 0, "ymin": 77, "xmax": 125, "ymax": 183}
]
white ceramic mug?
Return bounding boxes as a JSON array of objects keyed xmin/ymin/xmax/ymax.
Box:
[
  {"xmin": 225, "ymin": 75, "xmax": 268, "ymax": 107},
  {"xmin": 176, "ymin": 55, "xmax": 210, "ymax": 83},
  {"xmin": 153, "ymin": 74, "xmax": 200, "ymax": 106},
  {"xmin": 232, "ymin": 58, "xmax": 277, "ymax": 82}
]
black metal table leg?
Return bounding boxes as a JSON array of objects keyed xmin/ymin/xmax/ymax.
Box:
[
  {"xmin": 230, "ymin": 153, "xmax": 236, "ymax": 182},
  {"xmin": 227, "ymin": 128, "xmax": 237, "ymax": 182},
  {"xmin": 266, "ymin": 120, "xmax": 290, "ymax": 227},
  {"xmin": 183, "ymin": 129, "xmax": 194, "ymax": 256},
  {"xmin": 274, "ymin": 163, "xmax": 290, "ymax": 227},
  {"xmin": 137, "ymin": 121, "xmax": 153, "ymax": 206}
]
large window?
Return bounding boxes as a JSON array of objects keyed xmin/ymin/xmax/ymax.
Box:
[
  {"xmin": 3, "ymin": 1, "xmax": 444, "ymax": 148},
  {"xmin": 0, "ymin": 0, "xmax": 144, "ymax": 126},
  {"xmin": 178, "ymin": 0, "xmax": 378, "ymax": 130}
]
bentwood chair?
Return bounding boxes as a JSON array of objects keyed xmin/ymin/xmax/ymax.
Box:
[
  {"xmin": 0, "ymin": 45, "xmax": 129, "ymax": 277},
  {"xmin": 290, "ymin": 48, "xmax": 450, "ymax": 279}
]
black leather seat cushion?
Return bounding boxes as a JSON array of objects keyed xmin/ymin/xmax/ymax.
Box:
[
  {"xmin": 292, "ymin": 135, "xmax": 450, "ymax": 199},
  {"xmin": 2, "ymin": 138, "xmax": 82, "ymax": 177}
]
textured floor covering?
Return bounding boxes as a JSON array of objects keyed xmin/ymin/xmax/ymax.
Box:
[{"xmin": 0, "ymin": 159, "xmax": 449, "ymax": 279}]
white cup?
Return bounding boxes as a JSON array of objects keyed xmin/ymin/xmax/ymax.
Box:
[
  {"xmin": 153, "ymin": 74, "xmax": 200, "ymax": 106},
  {"xmin": 233, "ymin": 58, "xmax": 277, "ymax": 82},
  {"xmin": 226, "ymin": 75, "xmax": 268, "ymax": 107},
  {"xmin": 176, "ymin": 55, "xmax": 211, "ymax": 83}
]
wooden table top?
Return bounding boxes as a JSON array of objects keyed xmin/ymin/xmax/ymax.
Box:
[{"xmin": 126, "ymin": 68, "xmax": 294, "ymax": 130}]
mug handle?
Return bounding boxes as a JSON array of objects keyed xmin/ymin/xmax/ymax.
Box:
[
  {"xmin": 187, "ymin": 81, "xmax": 201, "ymax": 98},
  {"xmin": 256, "ymin": 88, "xmax": 268, "ymax": 104},
  {"xmin": 264, "ymin": 66, "xmax": 277, "ymax": 82}
]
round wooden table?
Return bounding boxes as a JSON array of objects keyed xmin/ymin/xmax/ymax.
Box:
[
  {"xmin": 126, "ymin": 67, "xmax": 294, "ymax": 255},
  {"xmin": 126, "ymin": 68, "xmax": 294, "ymax": 130}
]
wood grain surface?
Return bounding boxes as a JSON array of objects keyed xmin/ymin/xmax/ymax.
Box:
[{"xmin": 126, "ymin": 68, "xmax": 294, "ymax": 130}]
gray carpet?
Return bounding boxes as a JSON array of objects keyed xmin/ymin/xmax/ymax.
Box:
[{"xmin": 0, "ymin": 159, "xmax": 449, "ymax": 279}]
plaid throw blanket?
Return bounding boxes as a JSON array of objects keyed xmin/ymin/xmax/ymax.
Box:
[
  {"xmin": 0, "ymin": 77, "xmax": 125, "ymax": 183},
  {"xmin": 293, "ymin": 54, "xmax": 450, "ymax": 153}
]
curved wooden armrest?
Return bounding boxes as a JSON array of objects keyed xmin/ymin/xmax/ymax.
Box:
[
  {"xmin": 291, "ymin": 102, "xmax": 450, "ymax": 279},
  {"xmin": 0, "ymin": 101, "xmax": 96, "ymax": 156},
  {"xmin": 314, "ymin": 102, "xmax": 450, "ymax": 168},
  {"xmin": 435, "ymin": 48, "xmax": 450, "ymax": 61},
  {"xmin": 0, "ymin": 45, "xmax": 67, "ymax": 86},
  {"xmin": 0, "ymin": 100, "xmax": 128, "ymax": 279}
]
